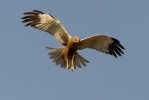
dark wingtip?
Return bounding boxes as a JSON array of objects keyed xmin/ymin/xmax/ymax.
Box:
[
  {"xmin": 24, "ymin": 23, "xmax": 31, "ymax": 26},
  {"xmin": 111, "ymin": 38, "xmax": 125, "ymax": 50},
  {"xmin": 108, "ymin": 37, "xmax": 125, "ymax": 58},
  {"xmin": 23, "ymin": 12, "xmax": 35, "ymax": 15},
  {"xmin": 33, "ymin": 10, "xmax": 44, "ymax": 14},
  {"xmin": 117, "ymin": 43, "xmax": 125, "ymax": 50}
]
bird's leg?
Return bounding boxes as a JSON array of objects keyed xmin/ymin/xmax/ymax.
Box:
[
  {"xmin": 63, "ymin": 49, "xmax": 70, "ymax": 69},
  {"xmin": 65, "ymin": 58, "xmax": 70, "ymax": 69},
  {"xmin": 71, "ymin": 54, "xmax": 76, "ymax": 71}
]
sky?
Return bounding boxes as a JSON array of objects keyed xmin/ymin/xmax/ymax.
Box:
[{"xmin": 0, "ymin": 0, "xmax": 149, "ymax": 100}]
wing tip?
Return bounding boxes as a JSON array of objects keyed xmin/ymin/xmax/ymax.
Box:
[
  {"xmin": 32, "ymin": 10, "xmax": 45, "ymax": 14},
  {"xmin": 108, "ymin": 37, "xmax": 125, "ymax": 58}
]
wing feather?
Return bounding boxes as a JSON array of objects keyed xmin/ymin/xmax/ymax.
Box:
[
  {"xmin": 78, "ymin": 34, "xmax": 125, "ymax": 58},
  {"xmin": 21, "ymin": 10, "xmax": 71, "ymax": 46}
]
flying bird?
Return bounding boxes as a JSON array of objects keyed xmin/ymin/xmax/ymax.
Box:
[{"xmin": 21, "ymin": 10, "xmax": 125, "ymax": 71}]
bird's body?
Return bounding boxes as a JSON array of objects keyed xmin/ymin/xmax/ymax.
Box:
[{"xmin": 22, "ymin": 10, "xmax": 125, "ymax": 71}]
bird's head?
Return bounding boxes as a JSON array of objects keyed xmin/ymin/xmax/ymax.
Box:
[{"xmin": 71, "ymin": 36, "xmax": 80, "ymax": 43}]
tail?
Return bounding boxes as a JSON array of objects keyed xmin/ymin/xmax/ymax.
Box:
[{"xmin": 46, "ymin": 47, "xmax": 89, "ymax": 70}]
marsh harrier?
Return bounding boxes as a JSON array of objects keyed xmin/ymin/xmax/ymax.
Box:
[{"xmin": 21, "ymin": 10, "xmax": 125, "ymax": 71}]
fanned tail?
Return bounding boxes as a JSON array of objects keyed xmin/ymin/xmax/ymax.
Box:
[{"xmin": 46, "ymin": 47, "xmax": 89, "ymax": 70}]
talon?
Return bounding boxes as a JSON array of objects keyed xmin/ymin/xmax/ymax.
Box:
[
  {"xmin": 71, "ymin": 66, "xmax": 75, "ymax": 71},
  {"xmin": 66, "ymin": 64, "xmax": 70, "ymax": 69}
]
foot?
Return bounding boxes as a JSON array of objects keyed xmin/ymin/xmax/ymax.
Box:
[
  {"xmin": 66, "ymin": 63, "xmax": 70, "ymax": 69},
  {"xmin": 65, "ymin": 59, "xmax": 70, "ymax": 69},
  {"xmin": 71, "ymin": 66, "xmax": 75, "ymax": 71}
]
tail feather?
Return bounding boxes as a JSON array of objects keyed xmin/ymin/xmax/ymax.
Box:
[
  {"xmin": 77, "ymin": 53, "xmax": 87, "ymax": 66},
  {"xmin": 76, "ymin": 52, "xmax": 89, "ymax": 66},
  {"xmin": 48, "ymin": 48, "xmax": 63, "ymax": 59},
  {"xmin": 55, "ymin": 56, "xmax": 63, "ymax": 65},
  {"xmin": 53, "ymin": 55, "xmax": 62, "ymax": 64},
  {"xmin": 74, "ymin": 54, "xmax": 81, "ymax": 68},
  {"xmin": 77, "ymin": 53, "xmax": 89, "ymax": 63},
  {"xmin": 59, "ymin": 59, "xmax": 66, "ymax": 68},
  {"xmin": 46, "ymin": 47, "xmax": 89, "ymax": 70},
  {"xmin": 60, "ymin": 59, "xmax": 66, "ymax": 68}
]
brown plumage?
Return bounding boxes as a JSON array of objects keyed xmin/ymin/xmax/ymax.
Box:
[{"xmin": 21, "ymin": 10, "xmax": 125, "ymax": 71}]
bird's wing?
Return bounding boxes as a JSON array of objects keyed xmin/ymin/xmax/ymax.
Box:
[
  {"xmin": 78, "ymin": 34, "xmax": 125, "ymax": 58},
  {"xmin": 21, "ymin": 10, "xmax": 71, "ymax": 46}
]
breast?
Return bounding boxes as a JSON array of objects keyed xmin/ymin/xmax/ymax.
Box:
[
  {"xmin": 67, "ymin": 46, "xmax": 78, "ymax": 56},
  {"xmin": 66, "ymin": 37, "xmax": 80, "ymax": 57}
]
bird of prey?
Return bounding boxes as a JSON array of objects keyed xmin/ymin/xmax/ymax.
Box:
[{"xmin": 21, "ymin": 10, "xmax": 125, "ymax": 71}]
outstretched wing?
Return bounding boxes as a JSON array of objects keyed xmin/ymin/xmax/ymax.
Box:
[
  {"xmin": 78, "ymin": 34, "xmax": 125, "ymax": 58},
  {"xmin": 21, "ymin": 10, "xmax": 71, "ymax": 46}
]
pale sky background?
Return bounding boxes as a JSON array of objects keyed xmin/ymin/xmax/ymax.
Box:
[{"xmin": 0, "ymin": 0, "xmax": 149, "ymax": 100}]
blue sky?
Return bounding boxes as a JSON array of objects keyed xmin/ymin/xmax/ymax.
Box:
[{"xmin": 0, "ymin": 0, "xmax": 149, "ymax": 100}]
